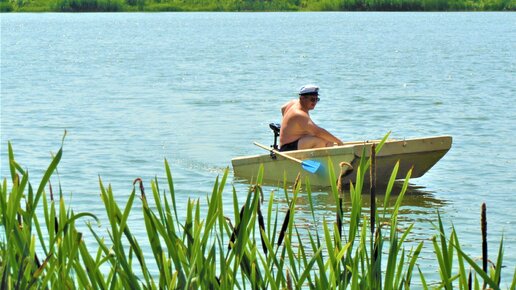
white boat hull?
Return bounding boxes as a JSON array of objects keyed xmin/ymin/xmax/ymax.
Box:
[{"xmin": 231, "ymin": 136, "xmax": 452, "ymax": 188}]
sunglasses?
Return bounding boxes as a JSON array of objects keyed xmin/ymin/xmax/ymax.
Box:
[{"xmin": 306, "ymin": 96, "xmax": 320, "ymax": 103}]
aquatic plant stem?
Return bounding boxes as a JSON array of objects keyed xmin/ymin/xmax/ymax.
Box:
[
  {"xmin": 370, "ymin": 143, "xmax": 376, "ymax": 235},
  {"xmin": 482, "ymin": 202, "xmax": 488, "ymax": 288}
]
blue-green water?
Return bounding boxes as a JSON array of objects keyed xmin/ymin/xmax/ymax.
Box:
[{"xmin": 1, "ymin": 12, "xmax": 515, "ymax": 285}]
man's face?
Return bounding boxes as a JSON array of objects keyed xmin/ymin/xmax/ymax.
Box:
[{"xmin": 301, "ymin": 94, "xmax": 320, "ymax": 110}]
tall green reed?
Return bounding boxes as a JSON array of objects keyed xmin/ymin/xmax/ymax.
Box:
[{"xmin": 1, "ymin": 137, "xmax": 514, "ymax": 288}]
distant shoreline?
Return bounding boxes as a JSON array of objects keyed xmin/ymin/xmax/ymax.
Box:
[{"xmin": 1, "ymin": 0, "xmax": 514, "ymax": 13}]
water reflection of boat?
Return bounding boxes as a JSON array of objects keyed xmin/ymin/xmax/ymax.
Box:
[
  {"xmin": 232, "ymin": 136, "xmax": 452, "ymax": 187},
  {"xmin": 286, "ymin": 182, "xmax": 447, "ymax": 212}
]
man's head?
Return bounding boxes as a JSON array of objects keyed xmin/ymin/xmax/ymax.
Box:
[{"xmin": 299, "ymin": 85, "xmax": 320, "ymax": 109}]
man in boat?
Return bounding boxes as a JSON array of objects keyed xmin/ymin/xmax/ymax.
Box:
[{"xmin": 279, "ymin": 85, "xmax": 344, "ymax": 152}]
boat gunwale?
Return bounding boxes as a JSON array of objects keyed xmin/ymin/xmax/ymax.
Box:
[{"xmin": 231, "ymin": 135, "xmax": 452, "ymax": 164}]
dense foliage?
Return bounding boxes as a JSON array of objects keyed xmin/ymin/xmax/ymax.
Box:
[
  {"xmin": 1, "ymin": 138, "xmax": 515, "ymax": 289},
  {"xmin": 0, "ymin": 0, "xmax": 514, "ymax": 12}
]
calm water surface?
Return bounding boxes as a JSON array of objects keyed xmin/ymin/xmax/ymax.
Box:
[{"xmin": 1, "ymin": 12, "xmax": 515, "ymax": 285}]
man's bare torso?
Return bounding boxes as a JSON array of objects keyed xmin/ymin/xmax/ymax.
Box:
[{"xmin": 279, "ymin": 100, "xmax": 312, "ymax": 145}]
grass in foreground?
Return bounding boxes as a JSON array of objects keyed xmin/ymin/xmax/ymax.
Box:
[{"xmin": 1, "ymin": 139, "xmax": 515, "ymax": 289}]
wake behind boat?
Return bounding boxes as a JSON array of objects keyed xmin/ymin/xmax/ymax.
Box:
[{"xmin": 232, "ymin": 126, "xmax": 452, "ymax": 187}]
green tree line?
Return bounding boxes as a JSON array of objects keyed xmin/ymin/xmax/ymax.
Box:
[{"xmin": 1, "ymin": 0, "xmax": 514, "ymax": 12}]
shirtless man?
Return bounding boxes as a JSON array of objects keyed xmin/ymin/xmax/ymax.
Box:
[{"xmin": 279, "ymin": 85, "xmax": 344, "ymax": 152}]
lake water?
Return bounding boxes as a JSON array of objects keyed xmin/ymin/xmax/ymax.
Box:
[{"xmin": 1, "ymin": 12, "xmax": 515, "ymax": 285}]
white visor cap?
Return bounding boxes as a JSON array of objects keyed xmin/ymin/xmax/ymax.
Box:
[{"xmin": 299, "ymin": 85, "xmax": 319, "ymax": 95}]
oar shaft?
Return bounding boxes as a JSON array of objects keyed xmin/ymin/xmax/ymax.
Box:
[{"xmin": 253, "ymin": 142, "xmax": 303, "ymax": 164}]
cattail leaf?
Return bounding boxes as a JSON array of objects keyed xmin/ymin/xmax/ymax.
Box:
[
  {"xmin": 63, "ymin": 231, "xmax": 82, "ymax": 282},
  {"xmin": 32, "ymin": 213, "xmax": 49, "ymax": 257},
  {"xmin": 417, "ymin": 266, "xmax": 428, "ymax": 289},
  {"xmin": 296, "ymin": 248, "xmax": 322, "ymax": 289},
  {"xmin": 72, "ymin": 254, "xmax": 92, "ymax": 289},
  {"xmin": 306, "ymin": 231, "xmax": 328, "ymax": 286},
  {"xmin": 120, "ymin": 187, "xmax": 136, "ymax": 238},
  {"xmin": 218, "ymin": 167, "xmax": 229, "ymax": 197},
  {"xmin": 231, "ymin": 190, "xmax": 256, "ymax": 265},
  {"xmin": 384, "ymin": 223, "xmax": 399, "ymax": 290},
  {"xmin": 451, "ymin": 228, "xmax": 468, "ymax": 288},
  {"xmin": 0, "ymin": 179, "xmax": 7, "ymax": 229},
  {"xmin": 348, "ymin": 183, "xmax": 362, "ymax": 245},
  {"xmin": 383, "ymin": 160, "xmax": 399, "ymax": 217},
  {"xmin": 35, "ymin": 146, "xmax": 62, "ymax": 212},
  {"xmin": 8, "ymin": 141, "xmax": 17, "ymax": 184},
  {"xmin": 404, "ymin": 242, "xmax": 423, "ymax": 288},
  {"xmin": 453, "ymin": 243, "xmax": 501, "ymax": 289},
  {"xmin": 293, "ymin": 225, "xmax": 309, "ymax": 270},
  {"xmin": 169, "ymin": 271, "xmax": 178, "ymax": 289},
  {"xmin": 398, "ymin": 223, "xmax": 414, "ymax": 246},
  {"xmin": 335, "ymin": 240, "xmax": 352, "ymax": 261},
  {"xmin": 258, "ymin": 227, "xmax": 280, "ymax": 269},
  {"xmin": 392, "ymin": 168, "xmax": 411, "ymax": 222},
  {"xmin": 266, "ymin": 190, "xmax": 274, "ymax": 238},
  {"xmin": 256, "ymin": 164, "xmax": 264, "ymax": 185},
  {"xmin": 216, "ymin": 168, "xmax": 230, "ymax": 245},
  {"xmin": 327, "ymin": 157, "xmax": 339, "ymax": 203},
  {"xmin": 435, "ymin": 211, "xmax": 453, "ymax": 288},
  {"xmin": 151, "ymin": 178, "xmax": 165, "ymax": 224},
  {"xmin": 447, "ymin": 231, "xmax": 456, "ymax": 279},
  {"xmin": 432, "ymin": 235, "xmax": 450, "ymax": 287},
  {"xmin": 322, "ymin": 219, "xmax": 337, "ymax": 273},
  {"xmin": 39, "ymin": 260, "xmax": 57, "ymax": 288},
  {"xmin": 40, "ymin": 188, "xmax": 51, "ymax": 252},
  {"xmin": 162, "ymin": 190, "xmax": 176, "ymax": 245},
  {"xmin": 257, "ymin": 251, "xmax": 278, "ymax": 290},
  {"xmin": 49, "ymin": 200, "xmax": 56, "ymax": 245},
  {"xmin": 78, "ymin": 240, "xmax": 105, "ymax": 289},
  {"xmin": 232, "ymin": 187, "xmax": 239, "ymax": 224},
  {"xmin": 160, "ymin": 252, "xmax": 172, "ymax": 288},
  {"xmin": 6, "ymin": 175, "xmax": 22, "ymax": 231},
  {"xmin": 164, "ymin": 158, "xmax": 179, "ymax": 224},
  {"xmin": 493, "ymin": 236, "xmax": 504, "ymax": 288},
  {"xmin": 305, "ymin": 178, "xmax": 316, "ymax": 223},
  {"xmin": 394, "ymin": 248, "xmax": 406, "ymax": 288},
  {"xmin": 284, "ymin": 236, "xmax": 300, "ymax": 282},
  {"xmin": 351, "ymin": 249, "xmax": 360, "ymax": 288},
  {"xmin": 374, "ymin": 131, "xmax": 391, "ymax": 154},
  {"xmin": 143, "ymin": 206, "xmax": 165, "ymax": 279}
]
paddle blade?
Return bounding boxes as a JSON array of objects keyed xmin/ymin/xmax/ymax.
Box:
[{"xmin": 301, "ymin": 160, "xmax": 321, "ymax": 174}]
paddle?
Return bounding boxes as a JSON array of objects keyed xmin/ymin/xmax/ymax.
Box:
[{"xmin": 253, "ymin": 142, "xmax": 321, "ymax": 174}]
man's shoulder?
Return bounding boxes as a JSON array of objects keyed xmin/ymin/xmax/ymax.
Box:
[
  {"xmin": 284, "ymin": 100, "xmax": 297, "ymax": 109},
  {"xmin": 287, "ymin": 108, "xmax": 309, "ymax": 121}
]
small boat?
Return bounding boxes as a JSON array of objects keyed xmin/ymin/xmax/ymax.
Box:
[{"xmin": 231, "ymin": 124, "xmax": 452, "ymax": 187}]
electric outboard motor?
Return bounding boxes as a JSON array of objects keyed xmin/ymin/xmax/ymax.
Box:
[
  {"xmin": 269, "ymin": 123, "xmax": 281, "ymax": 150},
  {"xmin": 269, "ymin": 123, "xmax": 281, "ymax": 158}
]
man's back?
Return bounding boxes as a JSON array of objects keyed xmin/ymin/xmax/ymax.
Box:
[{"xmin": 280, "ymin": 100, "xmax": 311, "ymax": 146}]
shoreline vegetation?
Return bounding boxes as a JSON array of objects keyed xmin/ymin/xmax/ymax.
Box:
[
  {"xmin": 2, "ymin": 137, "xmax": 515, "ymax": 289},
  {"xmin": 0, "ymin": 0, "xmax": 514, "ymax": 12}
]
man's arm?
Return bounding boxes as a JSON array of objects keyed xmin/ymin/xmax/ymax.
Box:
[
  {"xmin": 304, "ymin": 118, "xmax": 344, "ymax": 145},
  {"xmin": 316, "ymin": 127, "xmax": 344, "ymax": 145}
]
